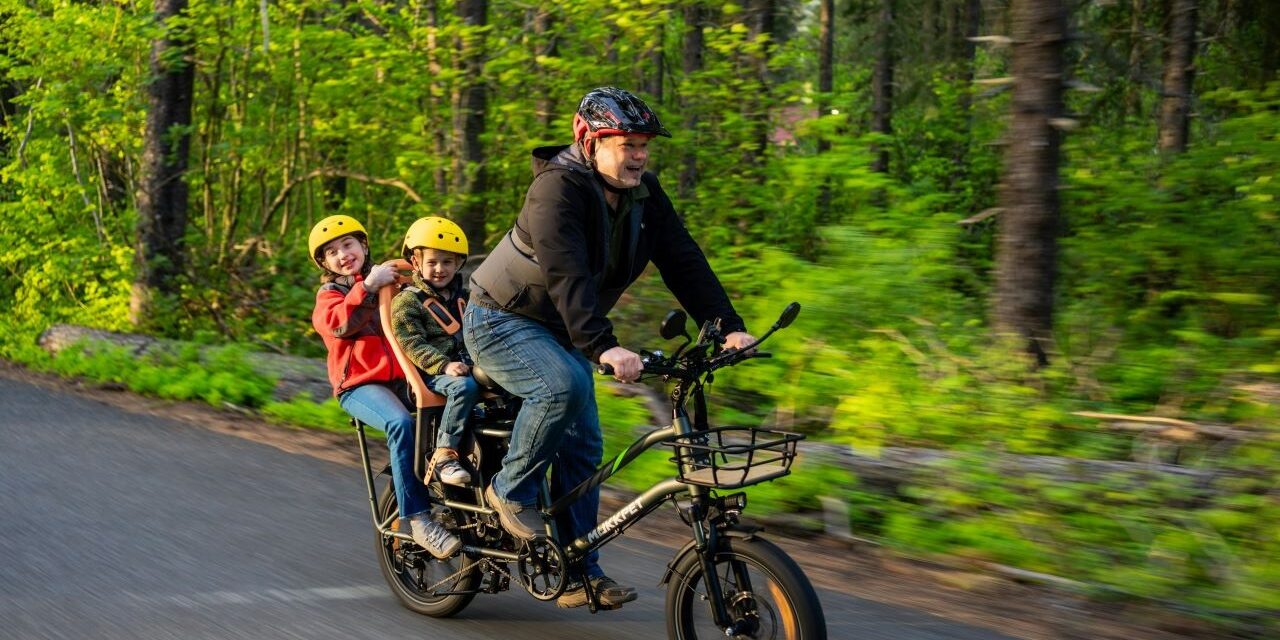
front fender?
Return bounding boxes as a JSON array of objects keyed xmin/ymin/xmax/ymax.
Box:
[{"xmin": 658, "ymin": 525, "xmax": 762, "ymax": 586}]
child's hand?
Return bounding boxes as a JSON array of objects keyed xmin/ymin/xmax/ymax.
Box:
[
  {"xmin": 444, "ymin": 362, "xmax": 470, "ymax": 377},
  {"xmin": 364, "ymin": 263, "xmax": 397, "ymax": 292}
]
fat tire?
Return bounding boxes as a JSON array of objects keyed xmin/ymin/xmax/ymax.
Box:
[
  {"xmin": 375, "ymin": 482, "xmax": 479, "ymax": 617},
  {"xmin": 665, "ymin": 536, "xmax": 826, "ymax": 640}
]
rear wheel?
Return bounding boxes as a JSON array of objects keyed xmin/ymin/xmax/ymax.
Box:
[
  {"xmin": 666, "ymin": 536, "xmax": 826, "ymax": 640},
  {"xmin": 375, "ymin": 482, "xmax": 480, "ymax": 617}
]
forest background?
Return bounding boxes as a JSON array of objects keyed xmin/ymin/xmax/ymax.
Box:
[{"xmin": 0, "ymin": 0, "xmax": 1277, "ymax": 629}]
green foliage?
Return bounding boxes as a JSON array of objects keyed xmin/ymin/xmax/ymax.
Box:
[
  {"xmin": 2, "ymin": 0, "xmax": 1278, "ymax": 624},
  {"xmin": 595, "ymin": 382, "xmax": 672, "ymax": 492},
  {"xmin": 262, "ymin": 395, "xmax": 366, "ymax": 436},
  {"xmin": 885, "ymin": 443, "xmax": 1280, "ymax": 613},
  {"xmin": 16, "ymin": 338, "xmax": 277, "ymax": 409}
]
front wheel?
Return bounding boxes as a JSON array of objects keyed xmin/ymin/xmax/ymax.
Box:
[
  {"xmin": 666, "ymin": 536, "xmax": 826, "ymax": 640},
  {"xmin": 375, "ymin": 482, "xmax": 480, "ymax": 617}
]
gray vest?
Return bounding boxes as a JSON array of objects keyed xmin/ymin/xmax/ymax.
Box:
[{"xmin": 470, "ymin": 196, "xmax": 644, "ymax": 329}]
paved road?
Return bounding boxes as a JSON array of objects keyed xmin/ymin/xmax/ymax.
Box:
[{"xmin": 0, "ymin": 376, "xmax": 1013, "ymax": 639}]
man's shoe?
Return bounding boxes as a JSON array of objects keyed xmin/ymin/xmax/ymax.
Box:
[
  {"xmin": 408, "ymin": 513, "xmax": 462, "ymax": 559},
  {"xmin": 428, "ymin": 448, "xmax": 473, "ymax": 487},
  {"xmin": 556, "ymin": 575, "xmax": 638, "ymax": 609},
  {"xmin": 483, "ymin": 485, "xmax": 543, "ymax": 540}
]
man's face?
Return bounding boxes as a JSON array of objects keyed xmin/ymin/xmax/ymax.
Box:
[{"xmin": 593, "ymin": 134, "xmax": 651, "ymax": 189}]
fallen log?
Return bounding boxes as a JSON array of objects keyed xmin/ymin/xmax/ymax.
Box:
[{"xmin": 1072, "ymin": 411, "xmax": 1260, "ymax": 442}]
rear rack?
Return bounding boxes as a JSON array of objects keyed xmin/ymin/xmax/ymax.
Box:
[{"xmin": 665, "ymin": 427, "xmax": 803, "ymax": 489}]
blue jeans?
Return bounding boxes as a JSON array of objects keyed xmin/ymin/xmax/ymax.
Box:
[
  {"xmin": 339, "ymin": 383, "xmax": 431, "ymax": 519},
  {"xmin": 463, "ymin": 303, "xmax": 605, "ymax": 578},
  {"xmin": 425, "ymin": 374, "xmax": 480, "ymax": 450}
]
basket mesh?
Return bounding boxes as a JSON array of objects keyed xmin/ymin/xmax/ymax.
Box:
[{"xmin": 665, "ymin": 427, "xmax": 802, "ymax": 489}]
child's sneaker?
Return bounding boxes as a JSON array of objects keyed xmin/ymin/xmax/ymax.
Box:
[
  {"xmin": 429, "ymin": 448, "xmax": 472, "ymax": 487},
  {"xmin": 408, "ymin": 513, "xmax": 461, "ymax": 559}
]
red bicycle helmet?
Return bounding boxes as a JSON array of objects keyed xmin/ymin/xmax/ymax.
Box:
[{"xmin": 573, "ymin": 87, "xmax": 670, "ymax": 157}]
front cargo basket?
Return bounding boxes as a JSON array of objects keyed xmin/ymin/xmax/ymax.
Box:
[{"xmin": 665, "ymin": 427, "xmax": 803, "ymax": 489}]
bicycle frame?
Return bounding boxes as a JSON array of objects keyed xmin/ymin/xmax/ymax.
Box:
[{"xmin": 357, "ymin": 290, "xmax": 802, "ymax": 625}]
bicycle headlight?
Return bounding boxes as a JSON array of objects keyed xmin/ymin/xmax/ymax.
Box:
[{"xmin": 721, "ymin": 492, "xmax": 747, "ymax": 513}]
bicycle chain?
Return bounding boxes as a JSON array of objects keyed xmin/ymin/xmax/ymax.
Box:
[
  {"xmin": 486, "ymin": 557, "xmax": 515, "ymax": 583},
  {"xmin": 420, "ymin": 556, "xmax": 482, "ymax": 593}
]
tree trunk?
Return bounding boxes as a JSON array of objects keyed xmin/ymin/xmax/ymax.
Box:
[
  {"xmin": 993, "ymin": 0, "xmax": 1068, "ymax": 365},
  {"xmin": 426, "ymin": 0, "xmax": 448, "ymax": 196},
  {"xmin": 953, "ymin": 0, "xmax": 982, "ymax": 170},
  {"xmin": 817, "ymin": 0, "xmax": 834, "ymax": 150},
  {"xmin": 451, "ymin": 0, "xmax": 488, "ymax": 249},
  {"xmin": 816, "ymin": 0, "xmax": 834, "ymax": 220},
  {"xmin": 1158, "ymin": 0, "xmax": 1197, "ymax": 153},
  {"xmin": 1124, "ymin": 0, "xmax": 1145, "ymax": 118},
  {"xmin": 744, "ymin": 0, "xmax": 777, "ymax": 165},
  {"xmin": 922, "ymin": 0, "xmax": 940, "ymax": 63},
  {"xmin": 678, "ymin": 3, "xmax": 706, "ymax": 201},
  {"xmin": 0, "ymin": 10, "xmax": 18, "ymax": 157},
  {"xmin": 321, "ymin": 141, "xmax": 347, "ymax": 211},
  {"xmin": 532, "ymin": 7, "xmax": 558, "ymax": 133},
  {"xmin": 131, "ymin": 0, "xmax": 196, "ymax": 327},
  {"xmin": 644, "ymin": 22, "xmax": 665, "ymax": 104},
  {"xmin": 1261, "ymin": 0, "xmax": 1280, "ymax": 85},
  {"xmin": 871, "ymin": 0, "xmax": 895, "ymax": 173}
]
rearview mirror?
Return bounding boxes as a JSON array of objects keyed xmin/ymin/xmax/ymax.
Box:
[
  {"xmin": 660, "ymin": 309, "xmax": 689, "ymax": 341},
  {"xmin": 775, "ymin": 302, "xmax": 801, "ymax": 329}
]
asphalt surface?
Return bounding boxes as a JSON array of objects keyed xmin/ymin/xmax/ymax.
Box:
[{"xmin": 0, "ymin": 375, "xmax": 1015, "ymax": 639}]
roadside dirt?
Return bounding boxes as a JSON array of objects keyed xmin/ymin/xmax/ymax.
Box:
[{"xmin": 0, "ymin": 360, "xmax": 1231, "ymax": 640}]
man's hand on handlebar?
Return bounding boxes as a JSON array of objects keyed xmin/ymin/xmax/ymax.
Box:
[
  {"xmin": 598, "ymin": 346, "xmax": 643, "ymax": 383},
  {"xmin": 723, "ymin": 331, "xmax": 757, "ymax": 354}
]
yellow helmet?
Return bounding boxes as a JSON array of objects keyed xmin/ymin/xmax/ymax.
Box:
[
  {"xmin": 307, "ymin": 215, "xmax": 367, "ymax": 268},
  {"xmin": 402, "ymin": 216, "xmax": 469, "ymax": 260}
]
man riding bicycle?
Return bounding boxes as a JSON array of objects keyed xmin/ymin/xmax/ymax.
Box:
[{"xmin": 464, "ymin": 87, "xmax": 754, "ymax": 609}]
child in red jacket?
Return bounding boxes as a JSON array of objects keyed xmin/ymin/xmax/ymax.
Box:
[{"xmin": 308, "ymin": 214, "xmax": 459, "ymax": 559}]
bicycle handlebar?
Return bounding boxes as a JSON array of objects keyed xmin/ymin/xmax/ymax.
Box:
[{"xmin": 595, "ymin": 351, "xmax": 772, "ymax": 379}]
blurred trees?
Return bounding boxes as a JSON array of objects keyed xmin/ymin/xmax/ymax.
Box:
[{"xmin": 0, "ymin": 0, "xmax": 1277, "ymax": 618}]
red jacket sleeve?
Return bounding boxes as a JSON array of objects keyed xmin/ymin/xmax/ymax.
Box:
[{"xmin": 312, "ymin": 278, "xmax": 376, "ymax": 338}]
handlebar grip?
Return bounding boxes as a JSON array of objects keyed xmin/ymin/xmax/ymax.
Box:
[{"xmin": 596, "ymin": 363, "xmax": 615, "ymax": 376}]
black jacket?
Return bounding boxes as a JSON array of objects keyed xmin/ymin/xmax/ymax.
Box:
[{"xmin": 470, "ymin": 144, "xmax": 744, "ymax": 361}]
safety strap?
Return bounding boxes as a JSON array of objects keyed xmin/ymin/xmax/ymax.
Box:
[
  {"xmin": 424, "ymin": 297, "xmax": 466, "ymax": 336},
  {"xmin": 405, "ymin": 285, "xmax": 466, "ymax": 337}
]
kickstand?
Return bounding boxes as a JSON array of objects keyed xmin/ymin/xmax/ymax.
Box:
[
  {"xmin": 585, "ymin": 576, "xmax": 598, "ymax": 614},
  {"xmin": 580, "ymin": 567, "xmax": 598, "ymax": 614}
]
